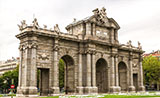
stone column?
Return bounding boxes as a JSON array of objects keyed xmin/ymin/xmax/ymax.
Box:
[
  {"xmin": 128, "ymin": 54, "xmax": 135, "ymax": 92},
  {"xmin": 76, "ymin": 50, "xmax": 83, "ymax": 94},
  {"xmin": 51, "ymin": 45, "xmax": 60, "ymax": 94},
  {"xmin": 115, "ymin": 55, "xmax": 121, "ymax": 92},
  {"xmin": 28, "ymin": 43, "xmax": 38, "ymax": 94},
  {"xmin": 109, "ymin": 54, "xmax": 116, "ymax": 93},
  {"xmin": 17, "ymin": 46, "xmax": 23, "ymax": 95},
  {"xmin": 91, "ymin": 51, "xmax": 98, "ymax": 93},
  {"xmin": 138, "ymin": 56, "xmax": 145, "ymax": 92},
  {"xmin": 17, "ymin": 42, "xmax": 38, "ymax": 97},
  {"xmin": 85, "ymin": 50, "xmax": 92, "ymax": 93}
]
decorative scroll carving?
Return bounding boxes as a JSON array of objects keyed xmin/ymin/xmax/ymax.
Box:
[
  {"xmin": 133, "ymin": 63, "xmax": 137, "ymax": 68},
  {"xmin": 92, "ymin": 7, "xmax": 108, "ymax": 24},
  {"xmin": 18, "ymin": 20, "xmax": 27, "ymax": 31},
  {"xmin": 38, "ymin": 53, "xmax": 49, "ymax": 61}
]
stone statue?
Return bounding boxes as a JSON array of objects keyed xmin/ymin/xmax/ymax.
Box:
[
  {"xmin": 92, "ymin": 7, "xmax": 108, "ymax": 24},
  {"xmin": 100, "ymin": 7, "xmax": 107, "ymax": 17},
  {"xmin": 92, "ymin": 8, "xmax": 99, "ymax": 16},
  {"xmin": 54, "ymin": 24, "xmax": 60, "ymax": 32},
  {"xmin": 127, "ymin": 40, "xmax": 132, "ymax": 48},
  {"xmin": 138, "ymin": 41, "xmax": 142, "ymax": 49},
  {"xmin": 18, "ymin": 20, "xmax": 27, "ymax": 31},
  {"xmin": 32, "ymin": 18, "xmax": 39, "ymax": 29},
  {"xmin": 43, "ymin": 24, "xmax": 47, "ymax": 29}
]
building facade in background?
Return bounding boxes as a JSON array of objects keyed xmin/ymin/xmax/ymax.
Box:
[
  {"xmin": 16, "ymin": 7, "xmax": 145, "ymax": 96},
  {"xmin": 0, "ymin": 57, "xmax": 19, "ymax": 76}
]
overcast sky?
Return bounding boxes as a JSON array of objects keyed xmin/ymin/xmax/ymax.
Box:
[{"xmin": 0, "ymin": 0, "xmax": 160, "ymax": 60}]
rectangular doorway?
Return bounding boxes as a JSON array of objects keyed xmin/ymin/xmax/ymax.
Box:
[
  {"xmin": 133, "ymin": 74, "xmax": 138, "ymax": 92},
  {"xmin": 38, "ymin": 68, "xmax": 49, "ymax": 96}
]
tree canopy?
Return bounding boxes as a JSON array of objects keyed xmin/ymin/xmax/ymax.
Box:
[{"xmin": 143, "ymin": 56, "xmax": 160, "ymax": 85}]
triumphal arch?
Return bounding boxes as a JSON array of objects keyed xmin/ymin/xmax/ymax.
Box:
[{"xmin": 16, "ymin": 7, "xmax": 145, "ymax": 96}]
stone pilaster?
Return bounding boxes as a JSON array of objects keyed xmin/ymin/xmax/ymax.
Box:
[
  {"xmin": 115, "ymin": 55, "xmax": 121, "ymax": 92},
  {"xmin": 91, "ymin": 51, "xmax": 98, "ymax": 93},
  {"xmin": 85, "ymin": 50, "xmax": 92, "ymax": 93},
  {"xmin": 110, "ymin": 28, "xmax": 114, "ymax": 44},
  {"xmin": 76, "ymin": 50, "xmax": 84, "ymax": 94},
  {"xmin": 51, "ymin": 44, "xmax": 60, "ymax": 94},
  {"xmin": 128, "ymin": 53, "xmax": 135, "ymax": 92},
  {"xmin": 138, "ymin": 56, "xmax": 145, "ymax": 92},
  {"xmin": 109, "ymin": 54, "xmax": 117, "ymax": 93},
  {"xmin": 85, "ymin": 23, "xmax": 92, "ymax": 39}
]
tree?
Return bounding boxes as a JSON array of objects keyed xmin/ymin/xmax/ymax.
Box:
[
  {"xmin": 0, "ymin": 64, "xmax": 19, "ymax": 93},
  {"xmin": 143, "ymin": 55, "xmax": 160, "ymax": 90},
  {"xmin": 59, "ymin": 59, "xmax": 65, "ymax": 91}
]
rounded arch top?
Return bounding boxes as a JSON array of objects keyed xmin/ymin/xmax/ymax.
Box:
[
  {"xmin": 96, "ymin": 58, "xmax": 108, "ymax": 68},
  {"xmin": 118, "ymin": 61, "xmax": 127, "ymax": 70},
  {"xmin": 61, "ymin": 55, "xmax": 74, "ymax": 66}
]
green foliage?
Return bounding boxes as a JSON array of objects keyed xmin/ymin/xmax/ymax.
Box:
[
  {"xmin": 59, "ymin": 59, "xmax": 65, "ymax": 89},
  {"xmin": 143, "ymin": 56, "xmax": 160, "ymax": 84},
  {"xmin": 0, "ymin": 64, "xmax": 19, "ymax": 93}
]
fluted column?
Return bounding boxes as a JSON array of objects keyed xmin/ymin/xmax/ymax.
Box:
[
  {"xmin": 76, "ymin": 50, "xmax": 83, "ymax": 94},
  {"xmin": 92, "ymin": 51, "xmax": 98, "ymax": 93},
  {"xmin": 51, "ymin": 45, "xmax": 60, "ymax": 94},
  {"xmin": 139, "ymin": 56, "xmax": 145, "ymax": 92},
  {"xmin": 128, "ymin": 54, "xmax": 135, "ymax": 92}
]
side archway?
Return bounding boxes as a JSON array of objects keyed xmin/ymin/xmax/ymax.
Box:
[
  {"xmin": 96, "ymin": 58, "xmax": 108, "ymax": 93},
  {"xmin": 118, "ymin": 61, "xmax": 127, "ymax": 92},
  {"xmin": 59, "ymin": 55, "xmax": 75, "ymax": 94}
]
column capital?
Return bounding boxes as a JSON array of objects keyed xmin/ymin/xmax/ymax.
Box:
[
  {"xmin": 19, "ymin": 42, "xmax": 38, "ymax": 50},
  {"xmin": 78, "ymin": 49, "xmax": 83, "ymax": 54},
  {"xmin": 85, "ymin": 49, "xmax": 92, "ymax": 54},
  {"xmin": 53, "ymin": 45, "xmax": 59, "ymax": 51}
]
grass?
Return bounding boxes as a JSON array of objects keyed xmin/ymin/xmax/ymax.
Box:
[{"xmin": 39, "ymin": 94, "xmax": 160, "ymax": 98}]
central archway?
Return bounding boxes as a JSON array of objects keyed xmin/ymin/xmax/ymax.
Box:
[
  {"xmin": 59, "ymin": 55, "xmax": 75, "ymax": 94},
  {"xmin": 96, "ymin": 58, "xmax": 108, "ymax": 93},
  {"xmin": 118, "ymin": 61, "xmax": 127, "ymax": 92}
]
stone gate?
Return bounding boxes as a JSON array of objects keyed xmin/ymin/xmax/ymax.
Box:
[{"xmin": 16, "ymin": 7, "xmax": 145, "ymax": 96}]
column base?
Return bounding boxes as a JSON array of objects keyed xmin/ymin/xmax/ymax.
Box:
[
  {"xmin": 16, "ymin": 86, "xmax": 38, "ymax": 97},
  {"xmin": 84, "ymin": 86, "xmax": 92, "ymax": 94},
  {"xmin": 128, "ymin": 86, "xmax": 135, "ymax": 92},
  {"xmin": 76, "ymin": 87, "xmax": 84, "ymax": 94},
  {"xmin": 51, "ymin": 87, "xmax": 60, "ymax": 94},
  {"xmin": 110, "ymin": 86, "xmax": 121, "ymax": 93},
  {"xmin": 92, "ymin": 86, "xmax": 98, "ymax": 94},
  {"xmin": 139, "ymin": 86, "xmax": 145, "ymax": 92}
]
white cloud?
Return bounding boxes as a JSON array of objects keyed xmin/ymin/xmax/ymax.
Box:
[{"xmin": 0, "ymin": 0, "xmax": 160, "ymax": 60}]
